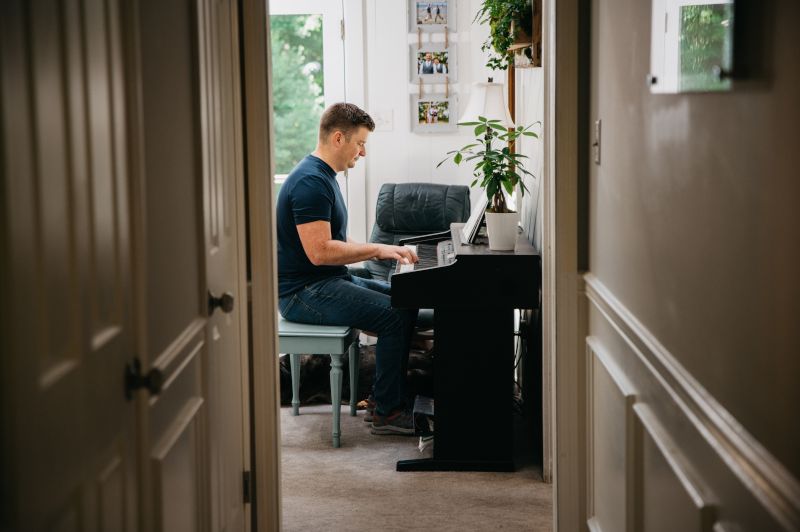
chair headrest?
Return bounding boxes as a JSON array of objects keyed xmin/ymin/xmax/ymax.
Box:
[{"xmin": 375, "ymin": 183, "xmax": 471, "ymax": 233}]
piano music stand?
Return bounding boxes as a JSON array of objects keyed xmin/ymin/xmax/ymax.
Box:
[{"xmin": 459, "ymin": 191, "xmax": 488, "ymax": 245}]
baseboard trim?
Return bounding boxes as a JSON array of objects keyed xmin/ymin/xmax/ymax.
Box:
[{"xmin": 584, "ymin": 273, "xmax": 800, "ymax": 531}]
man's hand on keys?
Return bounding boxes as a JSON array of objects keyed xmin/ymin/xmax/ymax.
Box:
[{"xmin": 375, "ymin": 243, "xmax": 418, "ymax": 265}]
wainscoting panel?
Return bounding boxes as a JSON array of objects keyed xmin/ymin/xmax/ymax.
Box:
[
  {"xmin": 635, "ymin": 403, "xmax": 716, "ymax": 532},
  {"xmin": 151, "ymin": 398, "xmax": 206, "ymax": 532},
  {"xmin": 584, "ymin": 273, "xmax": 799, "ymax": 532},
  {"xmin": 586, "ymin": 338, "xmax": 637, "ymax": 532}
]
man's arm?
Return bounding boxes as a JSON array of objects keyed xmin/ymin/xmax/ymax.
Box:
[{"xmin": 297, "ymin": 220, "xmax": 418, "ymax": 266}]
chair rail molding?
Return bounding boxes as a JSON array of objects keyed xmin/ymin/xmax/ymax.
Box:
[{"xmin": 584, "ymin": 272, "xmax": 800, "ymax": 531}]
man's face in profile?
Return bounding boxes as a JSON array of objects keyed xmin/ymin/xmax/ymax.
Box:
[{"xmin": 342, "ymin": 127, "xmax": 369, "ymax": 169}]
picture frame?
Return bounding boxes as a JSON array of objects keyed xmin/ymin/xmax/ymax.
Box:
[
  {"xmin": 410, "ymin": 44, "xmax": 457, "ymax": 82},
  {"xmin": 409, "ymin": 0, "xmax": 456, "ymax": 32},
  {"xmin": 411, "ymin": 94, "xmax": 458, "ymax": 133}
]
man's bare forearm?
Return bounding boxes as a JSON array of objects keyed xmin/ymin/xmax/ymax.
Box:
[
  {"xmin": 311, "ymin": 239, "xmax": 382, "ymax": 266},
  {"xmin": 297, "ymin": 220, "xmax": 416, "ymax": 266}
]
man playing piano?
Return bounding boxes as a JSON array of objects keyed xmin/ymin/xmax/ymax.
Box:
[{"xmin": 276, "ymin": 103, "xmax": 420, "ymax": 435}]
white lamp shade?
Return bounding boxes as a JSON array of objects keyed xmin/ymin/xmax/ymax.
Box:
[{"xmin": 460, "ymin": 81, "xmax": 515, "ymax": 128}]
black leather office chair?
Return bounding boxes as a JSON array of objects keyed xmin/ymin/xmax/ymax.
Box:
[
  {"xmin": 357, "ymin": 182, "xmax": 471, "ymax": 281},
  {"xmin": 351, "ymin": 182, "xmax": 471, "ymax": 330}
]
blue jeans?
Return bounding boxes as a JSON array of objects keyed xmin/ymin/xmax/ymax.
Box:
[{"xmin": 278, "ymin": 275, "xmax": 418, "ymax": 416}]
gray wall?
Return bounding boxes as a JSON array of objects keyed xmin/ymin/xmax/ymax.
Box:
[{"xmin": 589, "ymin": 0, "xmax": 799, "ymax": 480}]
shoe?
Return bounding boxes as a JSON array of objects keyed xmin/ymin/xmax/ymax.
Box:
[
  {"xmin": 363, "ymin": 396, "xmax": 376, "ymax": 423},
  {"xmin": 371, "ymin": 409, "xmax": 415, "ymax": 435}
]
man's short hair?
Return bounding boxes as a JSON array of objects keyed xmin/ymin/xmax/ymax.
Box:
[{"xmin": 319, "ymin": 103, "xmax": 375, "ymax": 142}]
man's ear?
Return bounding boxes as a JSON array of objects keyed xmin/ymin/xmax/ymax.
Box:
[{"xmin": 331, "ymin": 131, "xmax": 344, "ymax": 146}]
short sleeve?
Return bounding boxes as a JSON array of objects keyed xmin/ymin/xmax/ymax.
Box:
[{"xmin": 290, "ymin": 175, "xmax": 334, "ymax": 225}]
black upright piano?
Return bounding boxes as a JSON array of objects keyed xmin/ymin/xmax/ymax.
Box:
[{"xmin": 391, "ymin": 222, "xmax": 540, "ymax": 472}]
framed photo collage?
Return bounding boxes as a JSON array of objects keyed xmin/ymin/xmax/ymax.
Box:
[{"xmin": 409, "ymin": 1, "xmax": 457, "ymax": 132}]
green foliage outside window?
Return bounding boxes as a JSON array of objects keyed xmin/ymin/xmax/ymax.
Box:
[
  {"xmin": 679, "ymin": 4, "xmax": 733, "ymax": 92},
  {"xmin": 270, "ymin": 14, "xmax": 325, "ymax": 175}
]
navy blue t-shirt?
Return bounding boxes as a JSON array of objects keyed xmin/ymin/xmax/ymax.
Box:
[{"xmin": 277, "ymin": 155, "xmax": 349, "ymax": 297}]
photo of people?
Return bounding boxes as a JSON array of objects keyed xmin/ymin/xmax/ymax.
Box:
[
  {"xmin": 409, "ymin": 0, "xmax": 455, "ymax": 32},
  {"xmin": 410, "ymin": 45, "xmax": 456, "ymax": 82},
  {"xmin": 417, "ymin": 100, "xmax": 450, "ymax": 125},
  {"xmin": 417, "ymin": 51, "xmax": 449, "ymax": 75},
  {"xmin": 411, "ymin": 95, "xmax": 457, "ymax": 132},
  {"xmin": 416, "ymin": 2, "xmax": 447, "ymax": 25}
]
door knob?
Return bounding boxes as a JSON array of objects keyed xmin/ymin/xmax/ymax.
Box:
[
  {"xmin": 124, "ymin": 358, "xmax": 163, "ymax": 400},
  {"xmin": 208, "ymin": 291, "xmax": 235, "ymax": 315}
]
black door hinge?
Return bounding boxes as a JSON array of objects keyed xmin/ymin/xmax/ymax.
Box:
[{"xmin": 243, "ymin": 470, "xmax": 252, "ymax": 504}]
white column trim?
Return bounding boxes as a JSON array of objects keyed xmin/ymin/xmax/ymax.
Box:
[
  {"xmin": 544, "ymin": 0, "xmax": 587, "ymax": 529},
  {"xmin": 241, "ymin": 0, "xmax": 282, "ymax": 529}
]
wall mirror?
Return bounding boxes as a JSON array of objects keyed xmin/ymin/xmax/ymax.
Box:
[{"xmin": 649, "ymin": 0, "xmax": 734, "ymax": 93}]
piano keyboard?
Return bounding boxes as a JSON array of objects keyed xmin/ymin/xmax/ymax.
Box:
[{"xmin": 396, "ymin": 241, "xmax": 456, "ymax": 274}]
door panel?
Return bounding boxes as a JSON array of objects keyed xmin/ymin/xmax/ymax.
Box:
[
  {"xmin": 139, "ymin": 0, "xmax": 203, "ymax": 359},
  {"xmin": 97, "ymin": 452, "xmax": 127, "ymax": 532},
  {"xmin": 134, "ymin": 0, "xmax": 249, "ymax": 531},
  {"xmin": 152, "ymin": 398, "xmax": 206, "ymax": 532},
  {"xmin": 0, "ymin": 0, "xmax": 137, "ymax": 530},
  {"xmin": 135, "ymin": 0, "xmax": 211, "ymax": 530},
  {"xmin": 200, "ymin": 1, "xmax": 250, "ymax": 530}
]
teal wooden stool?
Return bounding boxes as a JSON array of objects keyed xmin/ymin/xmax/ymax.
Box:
[{"xmin": 278, "ymin": 316, "xmax": 360, "ymax": 448}]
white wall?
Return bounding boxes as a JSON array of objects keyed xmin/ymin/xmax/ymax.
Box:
[
  {"xmin": 358, "ymin": 1, "xmax": 545, "ymax": 248},
  {"xmin": 515, "ymin": 67, "xmax": 544, "ymax": 251},
  {"xmin": 360, "ymin": 0, "xmax": 496, "ymax": 236}
]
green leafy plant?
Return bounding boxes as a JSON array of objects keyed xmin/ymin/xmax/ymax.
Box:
[
  {"xmin": 475, "ymin": 0, "xmax": 532, "ymax": 70},
  {"xmin": 438, "ymin": 117, "xmax": 539, "ymax": 213}
]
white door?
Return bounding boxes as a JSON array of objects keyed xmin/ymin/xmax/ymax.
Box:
[
  {"xmin": 130, "ymin": 0, "xmax": 250, "ymax": 530},
  {"xmin": 199, "ymin": 0, "xmax": 252, "ymax": 531},
  {"xmin": 0, "ymin": 0, "xmax": 138, "ymax": 530},
  {"xmin": 0, "ymin": 1, "xmax": 251, "ymax": 531}
]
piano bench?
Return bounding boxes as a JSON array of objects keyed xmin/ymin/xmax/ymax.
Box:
[{"xmin": 278, "ymin": 316, "xmax": 360, "ymax": 448}]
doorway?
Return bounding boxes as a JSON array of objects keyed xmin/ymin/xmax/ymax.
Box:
[{"xmin": 243, "ymin": 0, "xmax": 580, "ymax": 530}]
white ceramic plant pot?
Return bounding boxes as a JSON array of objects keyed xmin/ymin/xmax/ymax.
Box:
[{"xmin": 485, "ymin": 211, "xmax": 519, "ymax": 251}]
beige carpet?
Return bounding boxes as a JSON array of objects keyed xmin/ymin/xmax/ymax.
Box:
[{"xmin": 280, "ymin": 404, "xmax": 552, "ymax": 531}]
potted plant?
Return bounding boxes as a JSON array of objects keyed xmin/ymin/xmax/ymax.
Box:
[
  {"xmin": 438, "ymin": 116, "xmax": 539, "ymax": 250},
  {"xmin": 475, "ymin": 0, "xmax": 533, "ymax": 70}
]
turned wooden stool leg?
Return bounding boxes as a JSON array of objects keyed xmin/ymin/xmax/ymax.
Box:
[
  {"xmin": 289, "ymin": 353, "xmax": 301, "ymax": 416},
  {"xmin": 329, "ymin": 353, "xmax": 343, "ymax": 448},
  {"xmin": 348, "ymin": 339, "xmax": 359, "ymax": 416}
]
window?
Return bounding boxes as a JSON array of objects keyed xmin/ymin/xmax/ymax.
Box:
[
  {"xmin": 270, "ymin": 14, "xmax": 325, "ymax": 178},
  {"xmin": 269, "ymin": 0, "xmax": 345, "ymax": 196}
]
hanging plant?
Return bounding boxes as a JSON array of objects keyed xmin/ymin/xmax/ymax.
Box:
[{"xmin": 475, "ymin": 0, "xmax": 533, "ymax": 70}]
